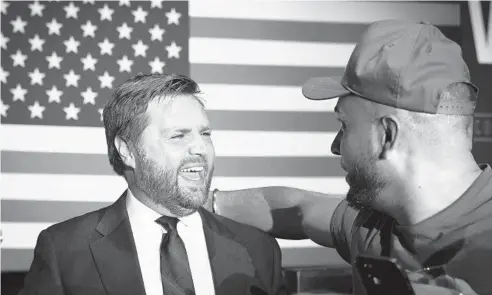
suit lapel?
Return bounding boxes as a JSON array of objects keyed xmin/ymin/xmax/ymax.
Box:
[
  {"xmin": 199, "ymin": 209, "xmax": 258, "ymax": 295},
  {"xmin": 90, "ymin": 193, "xmax": 146, "ymax": 295}
]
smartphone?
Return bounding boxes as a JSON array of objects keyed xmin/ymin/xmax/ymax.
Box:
[{"xmin": 355, "ymin": 254, "xmax": 415, "ymax": 295}]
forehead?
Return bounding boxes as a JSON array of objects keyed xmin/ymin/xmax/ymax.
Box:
[
  {"xmin": 335, "ymin": 95, "xmax": 371, "ymax": 120},
  {"xmin": 146, "ymin": 94, "xmax": 209, "ymax": 127}
]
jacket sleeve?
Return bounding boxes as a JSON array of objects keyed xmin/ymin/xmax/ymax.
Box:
[{"xmin": 19, "ymin": 229, "xmax": 65, "ymax": 295}]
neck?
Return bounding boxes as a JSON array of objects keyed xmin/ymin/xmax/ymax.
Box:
[{"xmin": 390, "ymin": 153, "xmax": 481, "ymax": 225}]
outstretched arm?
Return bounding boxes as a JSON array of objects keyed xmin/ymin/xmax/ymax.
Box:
[{"xmin": 208, "ymin": 186, "xmax": 342, "ymax": 248}]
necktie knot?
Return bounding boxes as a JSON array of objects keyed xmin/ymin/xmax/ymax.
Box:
[{"xmin": 156, "ymin": 215, "xmax": 179, "ymax": 232}]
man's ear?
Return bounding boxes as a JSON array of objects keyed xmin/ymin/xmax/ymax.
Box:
[
  {"xmin": 378, "ymin": 116, "xmax": 398, "ymax": 160},
  {"xmin": 114, "ymin": 136, "xmax": 136, "ymax": 169}
]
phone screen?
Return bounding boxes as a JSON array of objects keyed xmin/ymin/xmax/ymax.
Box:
[{"xmin": 355, "ymin": 255, "xmax": 415, "ymax": 295}]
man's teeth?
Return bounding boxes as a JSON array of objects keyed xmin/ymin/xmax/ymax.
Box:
[{"xmin": 180, "ymin": 167, "xmax": 204, "ymax": 173}]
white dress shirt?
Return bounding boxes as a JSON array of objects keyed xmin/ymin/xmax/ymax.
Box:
[{"xmin": 126, "ymin": 189, "xmax": 216, "ymax": 295}]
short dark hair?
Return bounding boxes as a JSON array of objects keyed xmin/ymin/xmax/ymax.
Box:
[{"xmin": 103, "ymin": 73, "xmax": 201, "ymax": 176}]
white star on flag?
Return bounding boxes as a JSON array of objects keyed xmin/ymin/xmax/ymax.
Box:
[
  {"xmin": 29, "ymin": 1, "xmax": 45, "ymax": 17},
  {"xmin": 133, "ymin": 40, "xmax": 149, "ymax": 57},
  {"xmin": 2, "ymin": 1, "xmax": 189, "ymax": 127},
  {"xmin": 11, "ymin": 16, "xmax": 28, "ymax": 34},
  {"xmin": 117, "ymin": 55, "xmax": 133, "ymax": 73},
  {"xmin": 149, "ymin": 57, "xmax": 166, "ymax": 74},
  {"xmin": 81, "ymin": 53, "xmax": 98, "ymax": 71},
  {"xmin": 1, "ymin": 33, "xmax": 9, "ymax": 50},
  {"xmin": 119, "ymin": 0, "xmax": 130, "ymax": 7},
  {"xmin": 151, "ymin": 0, "xmax": 164, "ymax": 9},
  {"xmin": 29, "ymin": 34, "xmax": 45, "ymax": 52},
  {"xmin": 149, "ymin": 25, "xmax": 165, "ymax": 41},
  {"xmin": 63, "ymin": 103, "xmax": 80, "ymax": 120},
  {"xmin": 132, "ymin": 6, "xmax": 148, "ymax": 23},
  {"xmin": 64, "ymin": 70, "xmax": 81, "ymax": 87},
  {"xmin": 11, "ymin": 50, "xmax": 28, "ymax": 67},
  {"xmin": 1, "ymin": 1, "xmax": 9, "ymax": 15},
  {"xmin": 166, "ymin": 41, "xmax": 182, "ymax": 59},
  {"xmin": 46, "ymin": 19, "xmax": 63, "ymax": 35},
  {"xmin": 81, "ymin": 87, "xmax": 98, "ymax": 105},
  {"xmin": 81, "ymin": 20, "xmax": 97, "ymax": 38},
  {"xmin": 117, "ymin": 23, "xmax": 133, "ymax": 40},
  {"xmin": 166, "ymin": 8, "xmax": 181, "ymax": 25},
  {"xmin": 46, "ymin": 85, "xmax": 63, "ymax": 103},
  {"xmin": 28, "ymin": 101, "xmax": 46, "ymax": 119},
  {"xmin": 64, "ymin": 2, "xmax": 79, "ymax": 19},
  {"xmin": 99, "ymin": 71, "xmax": 115, "ymax": 89},
  {"xmin": 28, "ymin": 68, "xmax": 45, "ymax": 85},
  {"xmin": 99, "ymin": 4, "xmax": 114, "ymax": 21},
  {"xmin": 98, "ymin": 38, "xmax": 115, "ymax": 56},
  {"xmin": 0, "ymin": 67, "xmax": 9, "ymax": 84},
  {"xmin": 11, "ymin": 84, "xmax": 28, "ymax": 102},
  {"xmin": 46, "ymin": 52, "xmax": 63, "ymax": 69},
  {"xmin": 64, "ymin": 37, "xmax": 80, "ymax": 54},
  {"xmin": 0, "ymin": 99, "xmax": 9, "ymax": 117}
]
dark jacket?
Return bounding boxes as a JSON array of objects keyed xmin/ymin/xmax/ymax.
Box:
[{"xmin": 19, "ymin": 193, "xmax": 288, "ymax": 295}]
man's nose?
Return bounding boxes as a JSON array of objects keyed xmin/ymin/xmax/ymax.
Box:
[
  {"xmin": 189, "ymin": 134, "xmax": 207, "ymax": 156},
  {"xmin": 331, "ymin": 131, "xmax": 341, "ymax": 155}
]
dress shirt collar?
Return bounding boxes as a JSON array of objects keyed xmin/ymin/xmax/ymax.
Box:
[{"xmin": 126, "ymin": 188, "xmax": 202, "ymax": 229}]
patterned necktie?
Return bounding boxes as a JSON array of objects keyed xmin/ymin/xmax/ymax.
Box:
[{"xmin": 156, "ymin": 216, "xmax": 195, "ymax": 295}]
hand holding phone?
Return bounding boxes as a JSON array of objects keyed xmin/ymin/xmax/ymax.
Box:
[
  {"xmin": 356, "ymin": 255, "xmax": 469, "ymax": 295},
  {"xmin": 355, "ymin": 255, "xmax": 416, "ymax": 295}
]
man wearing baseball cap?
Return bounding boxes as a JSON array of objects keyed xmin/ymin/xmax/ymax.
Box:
[{"xmin": 207, "ymin": 20, "xmax": 492, "ymax": 294}]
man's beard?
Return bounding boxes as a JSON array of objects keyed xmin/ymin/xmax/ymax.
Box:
[
  {"xmin": 345, "ymin": 157, "xmax": 386, "ymax": 210},
  {"xmin": 134, "ymin": 150, "xmax": 213, "ymax": 216}
]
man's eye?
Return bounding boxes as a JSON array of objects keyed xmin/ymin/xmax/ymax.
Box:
[
  {"xmin": 202, "ymin": 131, "xmax": 212, "ymax": 136},
  {"xmin": 171, "ymin": 134, "xmax": 184, "ymax": 139}
]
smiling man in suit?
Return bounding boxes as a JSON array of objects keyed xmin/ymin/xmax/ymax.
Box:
[{"xmin": 19, "ymin": 73, "xmax": 288, "ymax": 295}]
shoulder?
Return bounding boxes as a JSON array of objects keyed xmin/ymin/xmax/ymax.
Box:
[
  {"xmin": 445, "ymin": 226, "xmax": 492, "ymax": 294},
  {"xmin": 331, "ymin": 200, "xmax": 388, "ymax": 235},
  {"xmin": 42, "ymin": 204, "xmax": 109, "ymax": 246},
  {"xmin": 201, "ymin": 209, "xmax": 279, "ymax": 248},
  {"xmin": 331, "ymin": 200, "xmax": 389, "ymax": 262}
]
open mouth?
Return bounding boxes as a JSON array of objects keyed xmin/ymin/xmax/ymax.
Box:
[{"xmin": 179, "ymin": 166, "xmax": 205, "ymax": 181}]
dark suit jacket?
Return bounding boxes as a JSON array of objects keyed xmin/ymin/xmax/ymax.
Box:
[{"xmin": 19, "ymin": 193, "xmax": 289, "ymax": 295}]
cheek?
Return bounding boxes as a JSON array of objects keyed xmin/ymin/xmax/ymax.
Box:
[
  {"xmin": 165, "ymin": 148, "xmax": 186, "ymax": 169},
  {"xmin": 339, "ymin": 131, "xmax": 354, "ymax": 155},
  {"xmin": 340, "ymin": 132, "xmax": 368, "ymax": 165},
  {"xmin": 144, "ymin": 142, "xmax": 181, "ymax": 170}
]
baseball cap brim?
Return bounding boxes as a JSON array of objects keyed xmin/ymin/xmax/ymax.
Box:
[{"xmin": 302, "ymin": 76, "xmax": 351, "ymax": 100}]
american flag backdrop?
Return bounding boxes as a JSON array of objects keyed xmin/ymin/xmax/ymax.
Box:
[{"xmin": 1, "ymin": 1, "xmax": 462, "ymax": 272}]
